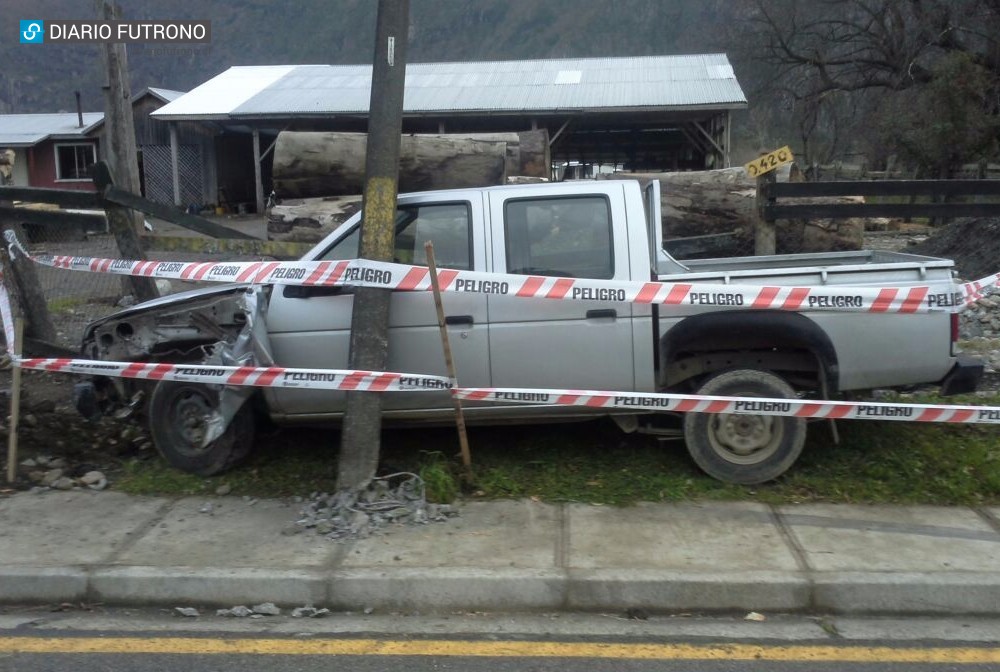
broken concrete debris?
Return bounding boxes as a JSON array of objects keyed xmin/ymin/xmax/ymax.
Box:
[
  {"xmin": 291, "ymin": 606, "xmax": 330, "ymax": 618},
  {"xmin": 295, "ymin": 473, "xmax": 457, "ymax": 541},
  {"xmin": 174, "ymin": 607, "xmax": 200, "ymax": 618}
]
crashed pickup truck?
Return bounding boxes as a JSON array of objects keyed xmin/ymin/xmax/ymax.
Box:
[{"xmin": 80, "ymin": 180, "xmax": 982, "ymax": 483}]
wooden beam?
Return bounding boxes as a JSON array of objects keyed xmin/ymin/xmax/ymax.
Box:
[
  {"xmin": 770, "ymin": 180, "xmax": 1000, "ymax": 198},
  {"xmin": 100, "ymin": 185, "xmax": 256, "ymax": 239},
  {"xmin": 169, "ymin": 122, "xmax": 181, "ymax": 206},
  {"xmin": 764, "ymin": 202, "xmax": 1000, "ymax": 221},
  {"xmin": 0, "ymin": 186, "xmax": 102, "ymax": 208},
  {"xmin": 252, "ymin": 127, "xmax": 265, "ymax": 215},
  {"xmin": 0, "ymin": 206, "xmax": 106, "ymax": 233}
]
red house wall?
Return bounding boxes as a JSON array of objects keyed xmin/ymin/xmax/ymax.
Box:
[{"xmin": 27, "ymin": 141, "xmax": 99, "ymax": 191}]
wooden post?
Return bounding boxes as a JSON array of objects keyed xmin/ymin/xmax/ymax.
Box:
[
  {"xmin": 96, "ymin": 0, "xmax": 158, "ymax": 302},
  {"xmin": 424, "ymin": 241, "xmax": 474, "ymax": 483},
  {"xmin": 0, "ymin": 201, "xmax": 57, "ymax": 344},
  {"xmin": 754, "ymin": 171, "xmax": 777, "ymax": 256},
  {"xmin": 6, "ymin": 319, "xmax": 24, "ymax": 484},
  {"xmin": 337, "ymin": 0, "xmax": 410, "ymax": 492},
  {"xmin": 91, "ymin": 162, "xmax": 159, "ymax": 302},
  {"xmin": 252, "ymin": 127, "xmax": 265, "ymax": 215},
  {"xmin": 170, "ymin": 122, "xmax": 181, "ymax": 206}
]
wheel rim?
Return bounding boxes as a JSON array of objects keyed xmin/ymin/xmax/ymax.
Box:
[
  {"xmin": 707, "ymin": 412, "xmax": 784, "ymax": 465},
  {"xmin": 164, "ymin": 387, "xmax": 217, "ymax": 457}
]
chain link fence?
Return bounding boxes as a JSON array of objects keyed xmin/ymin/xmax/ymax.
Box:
[{"xmin": 13, "ymin": 216, "xmax": 270, "ymax": 353}]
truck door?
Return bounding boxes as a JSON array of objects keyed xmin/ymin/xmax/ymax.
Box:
[
  {"xmin": 486, "ymin": 184, "xmax": 636, "ymax": 391},
  {"xmin": 265, "ymin": 196, "xmax": 489, "ymax": 417}
]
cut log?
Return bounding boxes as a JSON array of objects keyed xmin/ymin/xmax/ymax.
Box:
[
  {"xmin": 273, "ymin": 130, "xmax": 549, "ymax": 198},
  {"xmin": 601, "ymin": 166, "xmax": 865, "ymax": 257}
]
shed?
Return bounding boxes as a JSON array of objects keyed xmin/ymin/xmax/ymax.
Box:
[{"xmin": 153, "ymin": 54, "xmax": 748, "ymax": 212}]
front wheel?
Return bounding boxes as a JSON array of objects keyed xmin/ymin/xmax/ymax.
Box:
[
  {"xmin": 682, "ymin": 369, "xmax": 806, "ymax": 484},
  {"xmin": 148, "ymin": 381, "xmax": 256, "ymax": 476}
]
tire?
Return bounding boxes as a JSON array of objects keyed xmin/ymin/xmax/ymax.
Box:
[
  {"xmin": 148, "ymin": 381, "xmax": 256, "ymax": 476},
  {"xmin": 682, "ymin": 369, "xmax": 806, "ymax": 484}
]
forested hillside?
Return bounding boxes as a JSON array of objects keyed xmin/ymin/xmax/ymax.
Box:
[{"xmin": 0, "ymin": 0, "xmax": 725, "ymax": 114}]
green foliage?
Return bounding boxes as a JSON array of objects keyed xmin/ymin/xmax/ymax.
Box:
[{"xmin": 418, "ymin": 451, "xmax": 459, "ymax": 504}]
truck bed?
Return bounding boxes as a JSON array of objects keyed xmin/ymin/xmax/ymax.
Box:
[{"xmin": 658, "ymin": 249, "xmax": 956, "ymax": 287}]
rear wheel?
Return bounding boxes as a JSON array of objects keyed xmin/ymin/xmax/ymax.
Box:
[
  {"xmin": 682, "ymin": 369, "xmax": 806, "ymax": 484},
  {"xmin": 148, "ymin": 381, "xmax": 255, "ymax": 476}
]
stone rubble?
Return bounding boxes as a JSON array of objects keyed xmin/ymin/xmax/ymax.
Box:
[
  {"xmin": 295, "ymin": 472, "xmax": 457, "ymax": 541},
  {"xmin": 174, "ymin": 607, "xmax": 200, "ymax": 618},
  {"xmin": 291, "ymin": 606, "xmax": 330, "ymax": 618},
  {"xmin": 216, "ymin": 605, "xmax": 254, "ymax": 618},
  {"xmin": 251, "ymin": 602, "xmax": 281, "ymax": 616}
]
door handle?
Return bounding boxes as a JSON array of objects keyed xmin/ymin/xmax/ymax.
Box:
[
  {"xmin": 445, "ymin": 315, "xmax": 474, "ymax": 326},
  {"xmin": 586, "ymin": 309, "xmax": 617, "ymax": 320}
]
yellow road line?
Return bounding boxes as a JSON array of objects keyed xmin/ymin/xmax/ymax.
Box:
[{"xmin": 1, "ymin": 637, "xmax": 999, "ymax": 663}]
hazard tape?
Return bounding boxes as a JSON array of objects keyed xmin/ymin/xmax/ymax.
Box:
[
  {"xmin": 453, "ymin": 387, "xmax": 1000, "ymax": 425},
  {"xmin": 6, "ymin": 231, "xmax": 997, "ymax": 315},
  {"xmin": 14, "ymin": 358, "xmax": 452, "ymax": 392}
]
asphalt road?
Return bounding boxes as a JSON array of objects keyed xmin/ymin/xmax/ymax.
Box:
[{"xmin": 1, "ymin": 611, "xmax": 999, "ymax": 672}]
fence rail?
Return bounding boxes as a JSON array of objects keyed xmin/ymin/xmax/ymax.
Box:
[{"xmin": 761, "ymin": 179, "xmax": 1000, "ymax": 223}]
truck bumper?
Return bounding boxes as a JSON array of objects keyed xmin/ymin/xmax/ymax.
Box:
[{"xmin": 939, "ymin": 354, "xmax": 984, "ymax": 396}]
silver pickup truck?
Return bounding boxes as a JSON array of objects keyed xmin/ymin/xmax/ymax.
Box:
[{"xmin": 81, "ymin": 180, "xmax": 982, "ymax": 483}]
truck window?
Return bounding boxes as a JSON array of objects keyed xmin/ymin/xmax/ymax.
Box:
[
  {"xmin": 504, "ymin": 196, "xmax": 613, "ymax": 279},
  {"xmin": 318, "ymin": 202, "xmax": 472, "ymax": 270}
]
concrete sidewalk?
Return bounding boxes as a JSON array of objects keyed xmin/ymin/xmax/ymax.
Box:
[{"xmin": 1, "ymin": 490, "xmax": 999, "ymax": 615}]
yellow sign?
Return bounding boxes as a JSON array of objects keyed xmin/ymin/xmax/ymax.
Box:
[{"xmin": 744, "ymin": 146, "xmax": 794, "ymax": 178}]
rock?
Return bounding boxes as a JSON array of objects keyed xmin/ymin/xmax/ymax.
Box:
[
  {"xmin": 80, "ymin": 471, "xmax": 108, "ymax": 491},
  {"xmin": 291, "ymin": 606, "xmax": 330, "ymax": 618},
  {"xmin": 252, "ymin": 602, "xmax": 281, "ymax": 616},
  {"xmin": 28, "ymin": 470, "xmax": 46, "ymax": 484},
  {"xmin": 215, "ymin": 484, "xmax": 232, "ymax": 496},
  {"xmin": 41, "ymin": 469, "xmax": 64, "ymax": 486},
  {"xmin": 744, "ymin": 611, "xmax": 767, "ymax": 622},
  {"xmin": 51, "ymin": 477, "xmax": 75, "ymax": 490},
  {"xmin": 22, "ymin": 414, "xmax": 38, "ymax": 428},
  {"xmin": 20, "ymin": 458, "xmax": 36, "ymax": 468},
  {"xmin": 174, "ymin": 607, "xmax": 200, "ymax": 618},
  {"xmin": 198, "ymin": 503, "xmax": 214, "ymax": 515},
  {"xmin": 48, "ymin": 458, "xmax": 68, "ymax": 470},
  {"xmin": 217, "ymin": 605, "xmax": 253, "ymax": 618}
]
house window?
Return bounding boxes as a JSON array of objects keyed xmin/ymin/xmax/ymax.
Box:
[{"xmin": 55, "ymin": 143, "xmax": 96, "ymax": 181}]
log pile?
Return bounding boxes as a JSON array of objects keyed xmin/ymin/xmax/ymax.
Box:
[{"xmin": 269, "ymin": 130, "xmax": 549, "ymax": 241}]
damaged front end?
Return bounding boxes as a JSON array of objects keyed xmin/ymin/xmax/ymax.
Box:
[{"xmin": 78, "ymin": 284, "xmax": 275, "ymax": 474}]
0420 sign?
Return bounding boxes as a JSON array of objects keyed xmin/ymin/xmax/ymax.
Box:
[{"xmin": 744, "ymin": 146, "xmax": 794, "ymax": 178}]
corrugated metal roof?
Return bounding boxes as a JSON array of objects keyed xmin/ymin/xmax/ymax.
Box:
[
  {"xmin": 0, "ymin": 113, "xmax": 104, "ymax": 147},
  {"xmin": 146, "ymin": 87, "xmax": 186, "ymax": 103},
  {"xmin": 152, "ymin": 54, "xmax": 746, "ymax": 120}
]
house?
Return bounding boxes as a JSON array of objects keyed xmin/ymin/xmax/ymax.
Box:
[{"xmin": 0, "ymin": 112, "xmax": 104, "ymax": 191}]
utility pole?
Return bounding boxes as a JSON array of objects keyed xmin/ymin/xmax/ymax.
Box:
[
  {"xmin": 95, "ymin": 0, "xmax": 158, "ymax": 302},
  {"xmin": 337, "ymin": 0, "xmax": 410, "ymax": 492}
]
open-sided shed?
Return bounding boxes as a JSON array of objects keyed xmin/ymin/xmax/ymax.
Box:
[{"xmin": 152, "ymin": 54, "xmax": 747, "ymax": 212}]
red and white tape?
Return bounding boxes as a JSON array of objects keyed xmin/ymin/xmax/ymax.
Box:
[
  {"xmin": 454, "ymin": 387, "xmax": 1000, "ymax": 425},
  {"xmin": 15, "ymin": 357, "xmax": 452, "ymax": 393},
  {"xmin": 6, "ymin": 231, "xmax": 997, "ymax": 315}
]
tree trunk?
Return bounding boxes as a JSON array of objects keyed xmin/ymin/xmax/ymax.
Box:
[{"xmin": 272, "ymin": 130, "xmax": 548, "ymax": 198}]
